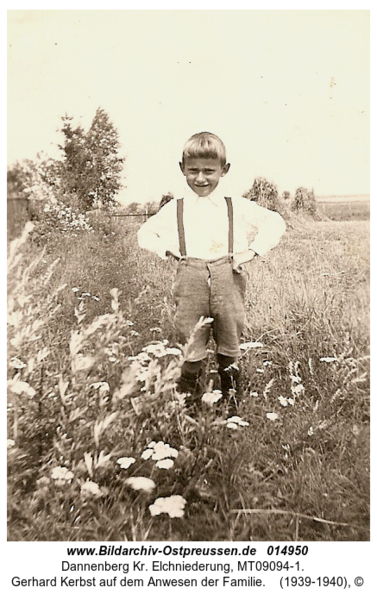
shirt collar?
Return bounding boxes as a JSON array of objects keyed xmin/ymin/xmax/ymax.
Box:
[{"xmin": 183, "ymin": 181, "xmax": 228, "ymax": 205}]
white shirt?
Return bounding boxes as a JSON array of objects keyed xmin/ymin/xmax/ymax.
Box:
[{"xmin": 137, "ymin": 183, "xmax": 286, "ymax": 260}]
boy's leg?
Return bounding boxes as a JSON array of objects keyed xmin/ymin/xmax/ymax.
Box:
[
  {"xmin": 217, "ymin": 354, "xmax": 241, "ymax": 416},
  {"xmin": 177, "ymin": 360, "xmax": 204, "ymax": 411},
  {"xmin": 173, "ymin": 261, "xmax": 211, "ymax": 362},
  {"xmin": 209, "ymin": 260, "xmax": 247, "ymax": 416}
]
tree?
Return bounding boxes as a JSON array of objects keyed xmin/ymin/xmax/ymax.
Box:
[
  {"xmin": 282, "ymin": 190, "xmax": 291, "ymax": 200},
  {"xmin": 58, "ymin": 108, "xmax": 125, "ymax": 211},
  {"xmin": 58, "ymin": 115, "xmax": 89, "ymax": 204},
  {"xmin": 7, "ymin": 160, "xmax": 35, "ymax": 198},
  {"xmin": 243, "ymin": 177, "xmax": 279, "ymax": 210},
  {"xmin": 126, "ymin": 202, "xmax": 142, "ymax": 214},
  {"xmin": 84, "ymin": 108, "xmax": 125, "ymax": 210}
]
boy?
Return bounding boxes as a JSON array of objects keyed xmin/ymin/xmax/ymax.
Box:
[{"xmin": 137, "ymin": 132, "xmax": 286, "ymax": 415}]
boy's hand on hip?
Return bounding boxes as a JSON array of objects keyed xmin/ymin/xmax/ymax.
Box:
[
  {"xmin": 166, "ymin": 250, "xmax": 181, "ymax": 260},
  {"xmin": 232, "ymin": 250, "xmax": 257, "ymax": 273}
]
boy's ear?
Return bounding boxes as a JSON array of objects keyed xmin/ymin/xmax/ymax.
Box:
[
  {"xmin": 179, "ymin": 162, "xmax": 185, "ymax": 174},
  {"xmin": 221, "ymin": 163, "xmax": 231, "ymax": 176}
]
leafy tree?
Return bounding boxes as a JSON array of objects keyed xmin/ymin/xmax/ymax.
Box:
[
  {"xmin": 243, "ymin": 177, "xmax": 279, "ymax": 211},
  {"xmin": 84, "ymin": 108, "xmax": 125, "ymax": 210},
  {"xmin": 7, "ymin": 160, "xmax": 34, "ymax": 198},
  {"xmin": 282, "ymin": 190, "xmax": 291, "ymax": 200},
  {"xmin": 126, "ymin": 202, "xmax": 142, "ymax": 214},
  {"xmin": 58, "ymin": 115, "xmax": 89, "ymax": 202},
  {"xmin": 59, "ymin": 108, "xmax": 125, "ymax": 211}
]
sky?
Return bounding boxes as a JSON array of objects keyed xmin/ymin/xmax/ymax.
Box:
[{"xmin": 7, "ymin": 9, "xmax": 370, "ymax": 204}]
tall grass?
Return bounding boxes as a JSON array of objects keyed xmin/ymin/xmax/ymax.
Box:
[{"xmin": 7, "ymin": 216, "xmax": 369, "ymax": 541}]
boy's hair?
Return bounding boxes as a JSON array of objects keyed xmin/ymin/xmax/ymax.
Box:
[{"xmin": 182, "ymin": 132, "xmax": 227, "ymax": 166}]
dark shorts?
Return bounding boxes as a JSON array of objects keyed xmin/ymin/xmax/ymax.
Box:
[{"xmin": 172, "ymin": 255, "xmax": 247, "ymax": 361}]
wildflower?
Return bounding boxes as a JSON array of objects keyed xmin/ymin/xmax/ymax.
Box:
[
  {"xmin": 156, "ymin": 459, "xmax": 174, "ymax": 469},
  {"xmin": 80, "ymin": 481, "xmax": 103, "ymax": 499},
  {"xmin": 144, "ymin": 441, "xmax": 179, "ymax": 461},
  {"xmin": 308, "ymin": 426, "xmax": 314, "ymax": 436},
  {"xmin": 125, "ymin": 477, "xmax": 156, "ymax": 493},
  {"xmin": 278, "ymin": 396, "xmax": 295, "ymax": 406},
  {"xmin": 239, "ymin": 341, "xmax": 263, "ymax": 350},
  {"xmin": 141, "ymin": 448, "xmax": 154, "ymax": 460},
  {"xmin": 117, "ymin": 457, "xmax": 136, "ymax": 470},
  {"xmin": 202, "ymin": 390, "xmax": 222, "ymax": 405},
  {"xmin": 256, "ymin": 368, "xmax": 264, "ymax": 374},
  {"xmin": 250, "ymin": 391, "xmax": 258, "ymax": 397},
  {"xmin": 7, "ymin": 378, "xmax": 36, "ymax": 398},
  {"xmin": 226, "ymin": 416, "xmax": 249, "ymax": 428},
  {"xmin": 266, "ymin": 412, "xmax": 279, "ymax": 421},
  {"xmin": 149, "ymin": 495, "xmax": 186, "ymax": 518},
  {"xmin": 129, "ymin": 352, "xmax": 151, "ymax": 364},
  {"xmin": 320, "ymin": 357, "xmax": 337, "ymax": 363},
  {"xmin": 9, "ymin": 357, "xmax": 27, "ymax": 369},
  {"xmin": 292, "ymin": 383, "xmax": 305, "ymax": 396},
  {"xmin": 142, "ymin": 341, "xmax": 178, "ymax": 358},
  {"xmin": 51, "ymin": 466, "xmax": 74, "ymax": 486},
  {"xmin": 263, "ymin": 361, "xmax": 272, "ymax": 366},
  {"xmin": 90, "ymin": 381, "xmax": 110, "ymax": 392},
  {"xmin": 7, "ymin": 439, "xmax": 15, "ymax": 449}
]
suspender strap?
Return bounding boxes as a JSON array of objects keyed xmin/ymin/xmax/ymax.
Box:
[
  {"xmin": 176, "ymin": 198, "xmax": 187, "ymax": 257},
  {"xmin": 177, "ymin": 196, "xmax": 233, "ymax": 257},
  {"xmin": 225, "ymin": 196, "xmax": 234, "ymax": 255}
]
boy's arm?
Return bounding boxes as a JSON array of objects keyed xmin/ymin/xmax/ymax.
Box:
[
  {"xmin": 232, "ymin": 249, "xmax": 257, "ymax": 272},
  {"xmin": 232, "ymin": 199, "xmax": 286, "ymax": 271},
  {"xmin": 242, "ymin": 199, "xmax": 286, "ymax": 256},
  {"xmin": 137, "ymin": 201, "xmax": 180, "ymax": 259}
]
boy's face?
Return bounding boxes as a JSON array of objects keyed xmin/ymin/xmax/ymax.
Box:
[{"xmin": 180, "ymin": 157, "xmax": 230, "ymax": 197}]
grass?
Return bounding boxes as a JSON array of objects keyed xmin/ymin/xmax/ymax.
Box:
[
  {"xmin": 7, "ymin": 212, "xmax": 369, "ymax": 541},
  {"xmin": 317, "ymin": 200, "xmax": 370, "ymax": 221}
]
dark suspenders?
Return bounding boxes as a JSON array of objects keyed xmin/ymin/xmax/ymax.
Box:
[
  {"xmin": 176, "ymin": 196, "xmax": 234, "ymax": 257},
  {"xmin": 225, "ymin": 196, "xmax": 234, "ymax": 256},
  {"xmin": 177, "ymin": 198, "xmax": 187, "ymax": 257}
]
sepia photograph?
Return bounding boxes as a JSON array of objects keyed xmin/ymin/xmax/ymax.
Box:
[{"xmin": 7, "ymin": 8, "xmax": 370, "ymax": 547}]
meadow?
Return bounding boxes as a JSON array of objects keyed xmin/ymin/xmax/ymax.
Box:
[{"xmin": 7, "ymin": 209, "xmax": 370, "ymax": 541}]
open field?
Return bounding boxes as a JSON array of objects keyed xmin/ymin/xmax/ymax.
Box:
[
  {"xmin": 316, "ymin": 201, "xmax": 370, "ymax": 222},
  {"xmin": 7, "ymin": 214, "xmax": 369, "ymax": 541}
]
